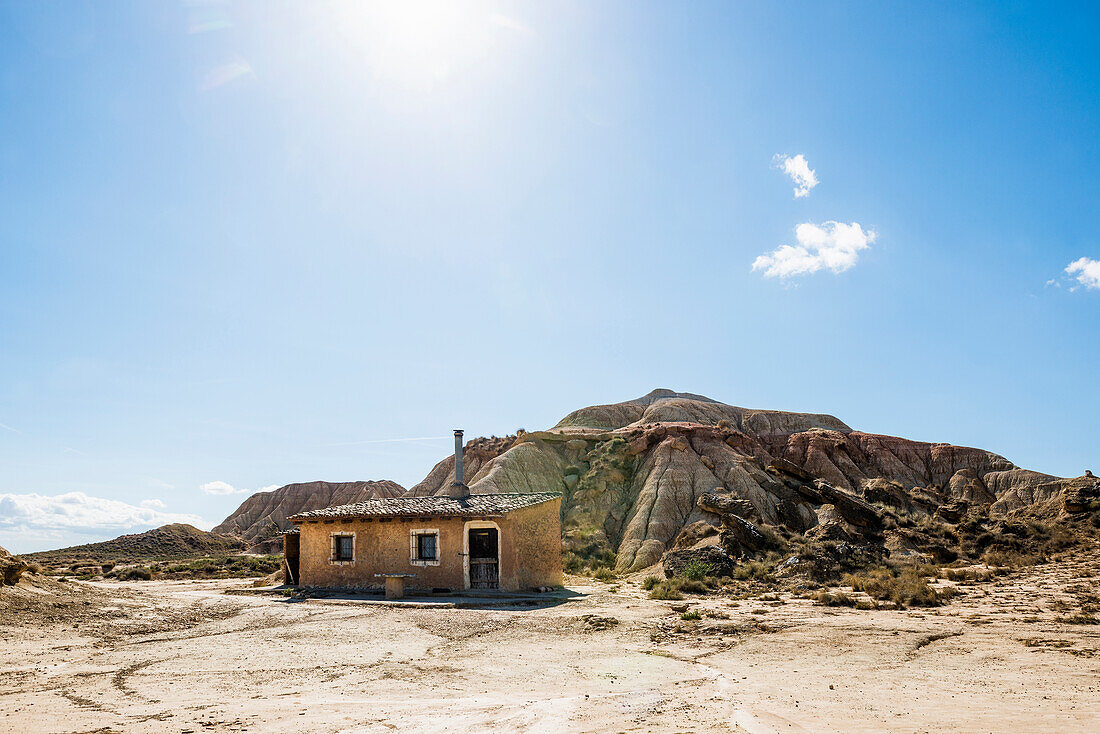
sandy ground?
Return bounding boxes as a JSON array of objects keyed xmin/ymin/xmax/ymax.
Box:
[{"xmin": 1, "ymin": 550, "xmax": 1098, "ymax": 734}]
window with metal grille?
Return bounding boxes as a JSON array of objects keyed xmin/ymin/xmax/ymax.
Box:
[
  {"xmin": 416, "ymin": 533, "xmax": 437, "ymax": 561},
  {"xmin": 333, "ymin": 534, "xmax": 354, "ymax": 562}
]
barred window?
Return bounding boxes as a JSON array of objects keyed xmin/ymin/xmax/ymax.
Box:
[
  {"xmin": 417, "ymin": 533, "xmax": 437, "ymax": 561},
  {"xmin": 333, "ymin": 534, "xmax": 354, "ymax": 562}
]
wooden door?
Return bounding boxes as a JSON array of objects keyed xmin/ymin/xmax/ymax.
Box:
[{"xmin": 468, "ymin": 528, "xmax": 499, "ymax": 589}]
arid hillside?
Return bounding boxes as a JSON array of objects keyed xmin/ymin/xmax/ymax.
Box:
[
  {"xmin": 23, "ymin": 524, "xmax": 244, "ymax": 566},
  {"xmin": 411, "ymin": 389, "xmax": 1100, "ymax": 574},
  {"xmin": 214, "ymin": 480, "xmax": 406, "ymax": 551}
]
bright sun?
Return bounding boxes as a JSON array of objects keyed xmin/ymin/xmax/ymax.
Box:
[{"xmin": 336, "ymin": 0, "xmax": 506, "ymax": 91}]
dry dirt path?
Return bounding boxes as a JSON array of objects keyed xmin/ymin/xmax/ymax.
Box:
[{"xmin": 1, "ymin": 551, "xmax": 1098, "ymax": 734}]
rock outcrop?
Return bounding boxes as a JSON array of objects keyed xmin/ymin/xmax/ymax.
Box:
[
  {"xmin": 409, "ymin": 389, "xmax": 1093, "ymax": 573},
  {"xmin": 0, "ymin": 544, "xmax": 28, "ymax": 586},
  {"xmin": 214, "ymin": 480, "xmax": 406, "ymax": 550}
]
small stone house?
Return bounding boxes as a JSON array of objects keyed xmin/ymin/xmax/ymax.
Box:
[{"xmin": 283, "ymin": 431, "xmax": 563, "ymax": 593}]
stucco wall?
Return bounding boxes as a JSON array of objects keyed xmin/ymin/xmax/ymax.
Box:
[
  {"xmin": 295, "ymin": 499, "xmax": 562, "ymax": 591},
  {"xmin": 499, "ymin": 500, "xmax": 563, "ymax": 589}
]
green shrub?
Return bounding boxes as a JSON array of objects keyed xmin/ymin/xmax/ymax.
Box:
[
  {"xmin": 681, "ymin": 559, "xmax": 712, "ymax": 581},
  {"xmin": 680, "ymin": 611, "xmax": 702, "ymax": 621},
  {"xmin": 642, "ymin": 575, "xmax": 661, "ymax": 590},
  {"xmin": 592, "ymin": 567, "xmax": 617, "ymax": 582}
]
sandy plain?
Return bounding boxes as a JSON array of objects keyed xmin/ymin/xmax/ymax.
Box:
[{"xmin": 1, "ymin": 548, "xmax": 1098, "ymax": 734}]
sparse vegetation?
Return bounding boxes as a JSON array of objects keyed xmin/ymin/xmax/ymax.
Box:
[
  {"xmin": 116, "ymin": 566, "xmax": 153, "ymax": 581},
  {"xmin": 843, "ymin": 567, "xmax": 951, "ymax": 607},
  {"xmin": 680, "ymin": 610, "xmax": 702, "ymax": 620},
  {"xmin": 813, "ymin": 590, "xmax": 857, "ymax": 607},
  {"xmin": 648, "ymin": 582, "xmax": 684, "ymax": 600},
  {"xmin": 642, "ymin": 575, "xmax": 661, "ymax": 590}
]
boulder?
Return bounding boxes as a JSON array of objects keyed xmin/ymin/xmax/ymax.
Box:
[
  {"xmin": 935, "ymin": 500, "xmax": 969, "ymax": 523},
  {"xmin": 814, "ymin": 481, "xmax": 882, "ymax": 528},
  {"xmin": 663, "ymin": 546, "xmax": 737, "ymax": 579},
  {"xmin": 720, "ymin": 514, "xmax": 770, "ymax": 557},
  {"xmin": 698, "ymin": 492, "xmax": 756, "ymax": 520}
]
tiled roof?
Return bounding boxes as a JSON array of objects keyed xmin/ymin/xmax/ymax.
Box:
[{"xmin": 288, "ymin": 493, "xmax": 561, "ymax": 522}]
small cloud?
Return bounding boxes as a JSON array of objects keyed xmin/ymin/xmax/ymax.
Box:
[
  {"xmin": 0, "ymin": 492, "xmax": 206, "ymax": 533},
  {"xmin": 774, "ymin": 153, "xmax": 819, "ymax": 198},
  {"xmin": 201, "ymin": 480, "xmax": 275, "ymax": 495},
  {"xmin": 0, "ymin": 421, "xmax": 21, "ymax": 434},
  {"xmin": 753, "ymin": 221, "xmax": 876, "ymax": 279},
  {"xmin": 140, "ymin": 499, "xmax": 167, "ymax": 509},
  {"xmin": 199, "ymin": 58, "xmax": 254, "ymax": 92},
  {"xmin": 1065, "ymin": 257, "xmax": 1100, "ymax": 290},
  {"xmin": 200, "ymin": 480, "xmax": 246, "ymax": 495}
]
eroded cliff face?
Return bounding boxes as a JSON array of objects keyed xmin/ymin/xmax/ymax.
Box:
[
  {"xmin": 214, "ymin": 480, "xmax": 405, "ymax": 550},
  {"xmin": 411, "ymin": 390, "xmax": 1096, "ymax": 573}
]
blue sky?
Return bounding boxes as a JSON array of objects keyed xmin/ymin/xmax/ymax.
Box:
[{"xmin": 1, "ymin": 1, "xmax": 1098, "ymax": 553}]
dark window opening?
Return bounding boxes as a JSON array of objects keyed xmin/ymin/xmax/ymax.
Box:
[
  {"xmin": 417, "ymin": 533, "xmax": 438, "ymax": 561},
  {"xmin": 334, "ymin": 534, "xmax": 354, "ymax": 562}
]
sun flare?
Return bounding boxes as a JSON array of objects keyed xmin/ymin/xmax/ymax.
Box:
[{"xmin": 335, "ymin": 0, "xmax": 505, "ymax": 90}]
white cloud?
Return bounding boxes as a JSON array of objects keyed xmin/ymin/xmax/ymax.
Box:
[
  {"xmin": 200, "ymin": 480, "xmax": 246, "ymax": 495},
  {"xmin": 753, "ymin": 221, "xmax": 876, "ymax": 279},
  {"xmin": 774, "ymin": 153, "xmax": 819, "ymax": 198},
  {"xmin": 1065, "ymin": 257, "xmax": 1100, "ymax": 290},
  {"xmin": 200, "ymin": 481, "xmax": 278, "ymax": 496},
  {"xmin": 140, "ymin": 499, "xmax": 166, "ymax": 509},
  {"xmin": 0, "ymin": 492, "xmax": 206, "ymax": 534}
]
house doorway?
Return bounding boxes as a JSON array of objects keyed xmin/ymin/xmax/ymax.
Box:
[{"xmin": 467, "ymin": 527, "xmax": 499, "ymax": 590}]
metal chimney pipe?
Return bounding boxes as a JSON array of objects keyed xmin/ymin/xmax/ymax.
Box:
[{"xmin": 453, "ymin": 429, "xmax": 464, "ymax": 485}]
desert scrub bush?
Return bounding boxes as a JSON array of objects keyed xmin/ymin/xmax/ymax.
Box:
[
  {"xmin": 680, "ymin": 559, "xmax": 712, "ymax": 581},
  {"xmin": 117, "ymin": 566, "xmax": 153, "ymax": 581},
  {"xmin": 733, "ymin": 557, "xmax": 780, "ymax": 581},
  {"xmin": 981, "ymin": 549, "xmax": 1038, "ymax": 568},
  {"xmin": 592, "ymin": 567, "xmax": 617, "ymax": 582},
  {"xmin": 944, "ymin": 567, "xmax": 994, "ymax": 583},
  {"xmin": 561, "ymin": 527, "xmax": 617, "ymax": 575},
  {"xmin": 813, "ymin": 591, "xmax": 857, "ymax": 607},
  {"xmin": 649, "ymin": 582, "xmax": 684, "ymax": 601},
  {"xmin": 642, "ymin": 575, "xmax": 661, "ymax": 591},
  {"xmin": 843, "ymin": 568, "xmax": 948, "ymax": 607},
  {"xmin": 680, "ymin": 610, "xmax": 702, "ymax": 621},
  {"xmin": 676, "ymin": 579, "xmax": 709, "ymax": 594},
  {"xmin": 1063, "ymin": 613, "xmax": 1099, "ymax": 625}
]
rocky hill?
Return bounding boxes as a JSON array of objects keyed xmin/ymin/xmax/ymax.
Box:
[
  {"xmin": 214, "ymin": 480, "xmax": 406, "ymax": 551},
  {"xmin": 411, "ymin": 389, "xmax": 1100, "ymax": 575},
  {"xmin": 23, "ymin": 524, "xmax": 244, "ymax": 567}
]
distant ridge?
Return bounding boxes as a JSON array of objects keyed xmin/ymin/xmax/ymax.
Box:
[{"xmin": 24, "ymin": 524, "xmax": 243, "ymax": 565}]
